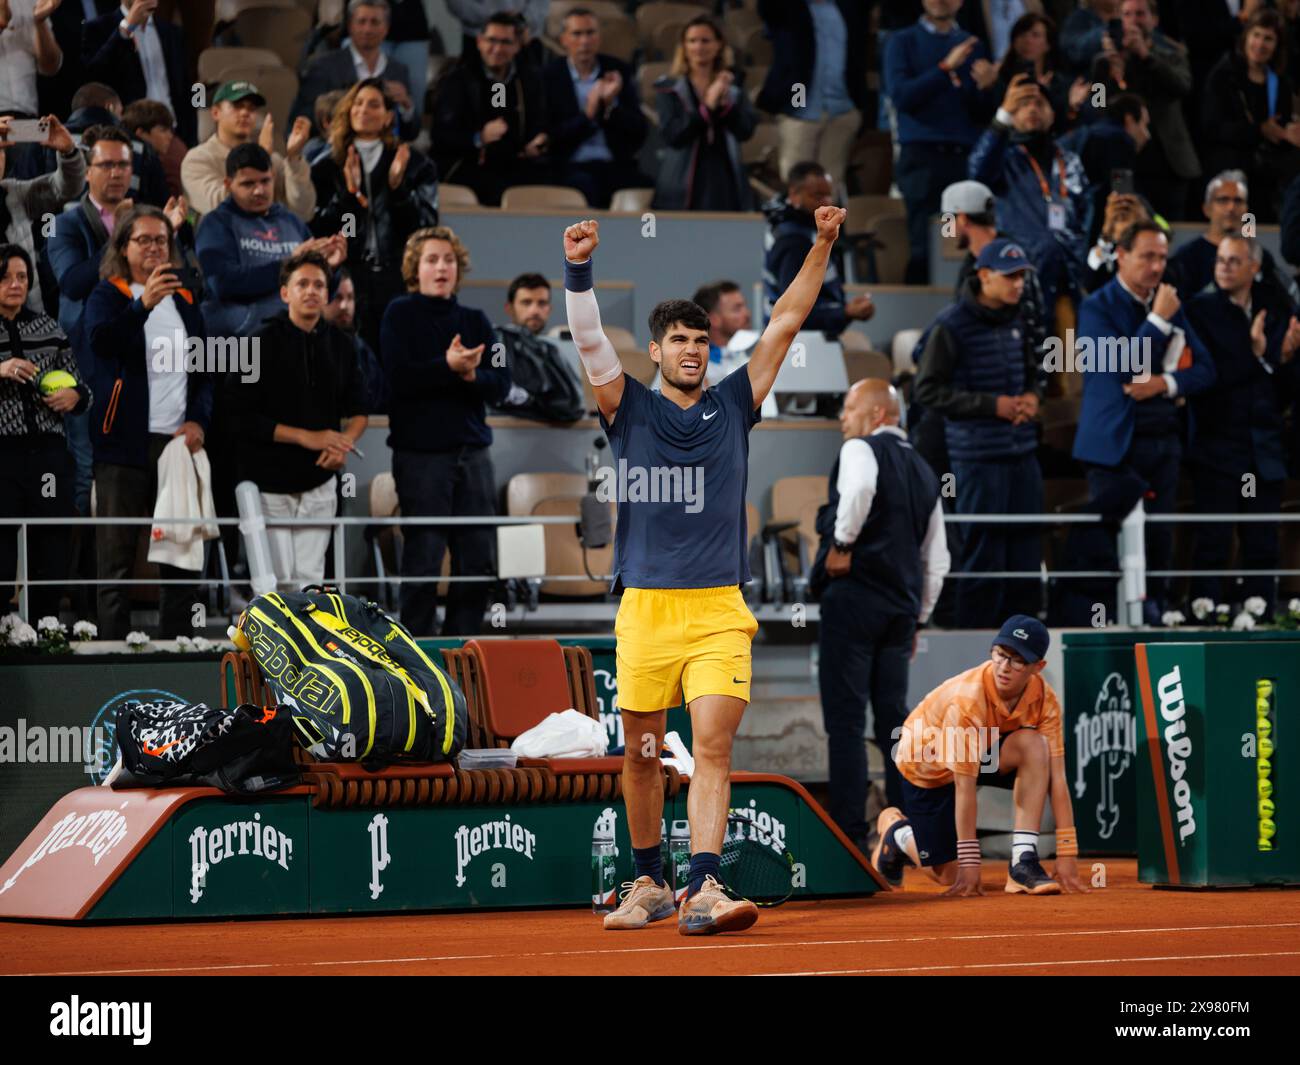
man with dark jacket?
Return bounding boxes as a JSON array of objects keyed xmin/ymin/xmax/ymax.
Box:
[
  {"xmin": 810, "ymin": 378, "xmax": 949, "ymax": 848},
  {"xmin": 236, "ymin": 251, "xmax": 367, "ymax": 589},
  {"xmin": 913, "ymin": 239, "xmax": 1044, "ymax": 628},
  {"xmin": 969, "ymin": 74, "xmax": 1090, "ymax": 334},
  {"xmin": 1059, "ymin": 91, "xmax": 1150, "ymax": 245},
  {"xmin": 761, "ymin": 162, "xmax": 875, "ymax": 338},
  {"xmin": 60, "ymin": 83, "xmax": 169, "ymax": 208},
  {"xmin": 431, "ymin": 11, "xmax": 548, "ymax": 206},
  {"xmin": 884, "ymin": 0, "xmax": 998, "ymax": 284},
  {"xmin": 81, "ymin": 1, "xmax": 195, "ymax": 145},
  {"xmin": 490, "ymin": 272, "xmax": 582, "ymax": 423},
  {"xmin": 1072, "ymin": 221, "xmax": 1216, "ymax": 621},
  {"xmin": 542, "ymin": 7, "xmax": 647, "ymax": 208},
  {"xmin": 755, "ymin": 0, "xmax": 869, "ymax": 194},
  {"xmin": 1185, "ymin": 235, "xmax": 1300, "ymax": 612}
]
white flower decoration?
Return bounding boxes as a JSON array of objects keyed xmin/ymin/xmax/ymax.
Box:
[
  {"xmin": 72, "ymin": 620, "xmax": 98, "ymax": 640},
  {"xmin": 11, "ymin": 623, "xmax": 37, "ymax": 646},
  {"xmin": 125, "ymin": 631, "xmax": 150, "ymax": 650},
  {"xmin": 1232, "ymin": 611, "xmax": 1256, "ymax": 631},
  {"xmin": 0, "ymin": 613, "xmax": 20, "ymax": 636},
  {"xmin": 1190, "ymin": 598, "xmax": 1214, "ymax": 620},
  {"xmin": 37, "ymin": 616, "xmax": 66, "ymax": 634},
  {"xmin": 1289, "ymin": 598, "xmax": 1300, "ymax": 616},
  {"xmin": 191, "ymin": 636, "xmax": 213, "ymax": 652},
  {"xmin": 1244, "ymin": 596, "xmax": 1268, "ymax": 618},
  {"xmin": 1161, "ymin": 610, "xmax": 1185, "ymax": 627}
]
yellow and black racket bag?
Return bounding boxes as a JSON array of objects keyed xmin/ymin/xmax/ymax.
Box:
[{"xmin": 232, "ymin": 586, "xmax": 466, "ymax": 765}]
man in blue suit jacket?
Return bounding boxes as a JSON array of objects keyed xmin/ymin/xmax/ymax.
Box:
[
  {"xmin": 81, "ymin": 2, "xmax": 196, "ymax": 145},
  {"xmin": 1073, "ymin": 220, "xmax": 1216, "ymax": 620}
]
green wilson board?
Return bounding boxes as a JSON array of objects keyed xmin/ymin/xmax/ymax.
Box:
[
  {"xmin": 85, "ymin": 782, "xmax": 878, "ymax": 919},
  {"xmin": 1062, "ymin": 629, "xmax": 1300, "ymax": 856},
  {"xmin": 1135, "ymin": 641, "xmax": 1300, "ymax": 888}
]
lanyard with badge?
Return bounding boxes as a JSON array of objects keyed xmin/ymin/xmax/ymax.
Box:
[{"xmin": 1019, "ymin": 145, "xmax": 1068, "ymax": 232}]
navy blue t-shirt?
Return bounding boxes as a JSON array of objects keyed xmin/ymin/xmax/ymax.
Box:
[{"xmin": 597, "ymin": 368, "xmax": 760, "ymax": 589}]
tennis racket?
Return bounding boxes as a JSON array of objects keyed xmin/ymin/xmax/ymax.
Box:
[{"xmin": 719, "ymin": 814, "xmax": 798, "ymax": 907}]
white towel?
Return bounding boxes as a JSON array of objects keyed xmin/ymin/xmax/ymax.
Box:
[
  {"xmin": 148, "ymin": 437, "xmax": 219, "ymax": 572},
  {"xmin": 510, "ymin": 708, "xmax": 609, "ymax": 759}
]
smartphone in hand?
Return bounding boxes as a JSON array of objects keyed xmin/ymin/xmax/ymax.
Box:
[
  {"xmin": 1111, "ymin": 169, "xmax": 1136, "ymax": 196},
  {"xmin": 4, "ymin": 119, "xmax": 50, "ymax": 144}
]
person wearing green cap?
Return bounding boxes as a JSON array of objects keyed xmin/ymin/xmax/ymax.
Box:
[{"xmin": 181, "ymin": 80, "xmax": 316, "ymax": 223}]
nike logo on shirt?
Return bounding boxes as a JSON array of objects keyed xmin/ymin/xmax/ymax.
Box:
[{"xmin": 702, "ymin": 410, "xmax": 717, "ymax": 421}]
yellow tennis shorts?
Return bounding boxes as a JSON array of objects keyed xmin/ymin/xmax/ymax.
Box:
[{"xmin": 614, "ymin": 585, "xmax": 759, "ymax": 712}]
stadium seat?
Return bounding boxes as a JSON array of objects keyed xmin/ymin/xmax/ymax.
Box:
[
  {"xmin": 546, "ymin": 0, "xmax": 630, "ymax": 39},
  {"xmin": 602, "ymin": 324, "xmax": 637, "ymax": 349},
  {"xmin": 198, "ymin": 46, "xmax": 283, "ymax": 83},
  {"xmin": 741, "ymin": 25, "xmax": 772, "ymax": 66},
  {"xmin": 617, "ymin": 346, "xmax": 657, "ymax": 385},
  {"xmin": 505, "ymin": 473, "xmax": 614, "ymax": 597},
  {"xmin": 746, "ymin": 64, "xmax": 770, "ymax": 105},
  {"xmin": 637, "ymin": 60, "xmax": 670, "ymax": 104},
  {"xmin": 865, "ymin": 213, "xmax": 909, "ymax": 284},
  {"xmin": 724, "ymin": 6, "xmax": 763, "ymax": 49},
  {"xmin": 849, "ymin": 129, "xmax": 894, "ymax": 195},
  {"xmin": 635, "ymin": 2, "xmax": 706, "ymax": 43},
  {"xmin": 767, "ymin": 476, "xmax": 826, "ymax": 604},
  {"xmin": 891, "ymin": 328, "xmax": 923, "ymax": 376},
  {"xmin": 233, "ymin": 6, "xmax": 312, "ymax": 69},
  {"xmin": 367, "ymin": 472, "xmax": 401, "ymax": 611},
  {"xmin": 610, "ymin": 187, "xmax": 654, "ymax": 213},
  {"xmin": 440, "ymin": 183, "xmax": 480, "ymax": 208},
  {"xmin": 501, "ymin": 185, "xmax": 589, "ymax": 210},
  {"xmin": 651, "ymin": 19, "xmax": 688, "ymax": 61},
  {"xmin": 599, "ymin": 17, "xmax": 639, "ymax": 63},
  {"xmin": 843, "ymin": 347, "xmax": 892, "ymax": 385}
]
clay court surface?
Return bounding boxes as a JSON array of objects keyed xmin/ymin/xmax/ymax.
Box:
[{"xmin": 2, "ymin": 860, "xmax": 1298, "ymax": 976}]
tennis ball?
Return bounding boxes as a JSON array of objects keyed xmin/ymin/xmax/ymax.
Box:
[
  {"xmin": 1260, "ymin": 838, "xmax": 1274, "ymax": 852},
  {"xmin": 1258, "ymin": 697, "xmax": 1272, "ymax": 714},
  {"xmin": 38, "ymin": 369, "xmax": 77, "ymax": 395},
  {"xmin": 1259, "ymin": 756, "xmax": 1272, "ymax": 776},
  {"xmin": 1260, "ymin": 797, "xmax": 1275, "ymax": 819},
  {"xmin": 1260, "ymin": 776, "xmax": 1274, "ymax": 799},
  {"xmin": 1260, "ymin": 736, "xmax": 1275, "ymax": 759},
  {"xmin": 1258, "ymin": 716, "xmax": 1272, "ymax": 740},
  {"xmin": 1258, "ymin": 679, "xmax": 1274, "ymax": 698},
  {"xmin": 1261, "ymin": 818, "xmax": 1276, "ymax": 840}
]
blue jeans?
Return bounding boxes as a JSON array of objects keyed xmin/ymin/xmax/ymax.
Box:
[
  {"xmin": 818, "ymin": 580, "xmax": 915, "ymax": 839},
  {"xmin": 951, "ymin": 451, "xmax": 1044, "ymax": 628}
]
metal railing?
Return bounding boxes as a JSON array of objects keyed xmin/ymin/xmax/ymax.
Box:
[{"xmin": 3, "ymin": 505, "xmax": 1300, "ymax": 628}]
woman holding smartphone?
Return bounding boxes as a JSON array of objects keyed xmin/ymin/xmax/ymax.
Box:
[
  {"xmin": 84, "ymin": 204, "xmax": 212, "ymax": 640},
  {"xmin": 993, "ymin": 14, "xmax": 1090, "ymax": 135}
]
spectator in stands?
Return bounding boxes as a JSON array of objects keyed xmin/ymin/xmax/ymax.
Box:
[
  {"xmin": 62, "ymin": 83, "xmax": 168, "ymax": 207},
  {"xmin": 993, "ymin": 13, "xmax": 1091, "ymax": 135},
  {"xmin": 762, "ymin": 162, "xmax": 874, "ymax": 339},
  {"xmin": 969, "ymin": 74, "xmax": 1089, "ymax": 334},
  {"xmin": 692, "ymin": 279, "xmax": 753, "ymax": 384},
  {"xmin": 1106, "ymin": 0, "xmax": 1199, "ymax": 222},
  {"xmin": 0, "ymin": 0, "xmax": 64, "ymax": 121},
  {"xmin": 121, "ymin": 99, "xmax": 181, "ymax": 198},
  {"xmin": 1082, "ymin": 190, "xmax": 1152, "ymax": 293},
  {"xmin": 82, "ymin": 1, "xmax": 195, "ymax": 145},
  {"xmin": 196, "ymin": 143, "xmax": 342, "ymax": 339},
  {"xmin": 1072, "ymin": 221, "xmax": 1216, "ymax": 623},
  {"xmin": 755, "ymin": 0, "xmax": 869, "ymax": 195},
  {"xmin": 380, "ymin": 0, "xmax": 436, "ymax": 127},
  {"xmin": 1060, "ymin": 92, "xmax": 1150, "ymax": 245},
  {"xmin": 1185, "ymin": 234, "xmax": 1300, "ymax": 612},
  {"xmin": 885, "ymin": 0, "xmax": 999, "ymax": 284},
  {"xmin": 291, "ymin": 0, "xmax": 416, "ymax": 138},
  {"xmin": 810, "ymin": 379, "xmax": 948, "ymax": 843},
  {"xmin": 430, "ymin": 12, "xmax": 548, "ymax": 207},
  {"xmin": 183, "ymin": 81, "xmax": 316, "ymax": 224},
  {"xmin": 1202, "ymin": 9, "xmax": 1300, "ymax": 225},
  {"xmin": 310, "ymin": 78, "xmax": 439, "ymax": 353},
  {"xmin": 1180, "ymin": 0, "xmax": 1265, "ymax": 136},
  {"xmin": 323, "ymin": 267, "xmax": 387, "ymax": 414},
  {"xmin": 0, "ymin": 114, "xmax": 85, "ymax": 315},
  {"xmin": 304, "ymin": 90, "xmax": 346, "ymax": 167},
  {"xmin": 542, "ymin": 7, "xmax": 649, "ymax": 209},
  {"xmin": 85, "ymin": 204, "xmax": 211, "ymax": 638},
  {"xmin": 652, "ymin": 15, "xmax": 758, "ymax": 212},
  {"xmin": 381, "ymin": 226, "xmax": 509, "ymax": 636},
  {"xmin": 235, "ymin": 250, "xmax": 367, "ymax": 589},
  {"xmin": 0, "ymin": 243, "xmax": 87, "ymax": 621},
  {"xmin": 490, "ymin": 272, "xmax": 584, "ymax": 423},
  {"xmin": 1167, "ymin": 172, "xmax": 1298, "ymax": 306},
  {"xmin": 44, "ymin": 1, "xmax": 118, "ymax": 116},
  {"xmin": 447, "ymin": 0, "xmax": 548, "ymax": 66},
  {"xmin": 1060, "ymin": 0, "xmax": 1120, "ymax": 77},
  {"xmin": 913, "ymin": 239, "xmax": 1044, "ymax": 628}
]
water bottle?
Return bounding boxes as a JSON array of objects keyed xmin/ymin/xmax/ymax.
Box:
[
  {"xmin": 591, "ymin": 817, "xmax": 617, "ymax": 914},
  {"xmin": 659, "ymin": 819, "xmax": 669, "ymax": 881},
  {"xmin": 669, "ymin": 819, "xmax": 691, "ymax": 904}
]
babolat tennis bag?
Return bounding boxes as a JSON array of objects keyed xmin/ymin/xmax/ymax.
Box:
[
  {"xmin": 231, "ymin": 588, "xmax": 466, "ymax": 765},
  {"xmin": 114, "ymin": 699, "xmax": 301, "ymax": 794}
]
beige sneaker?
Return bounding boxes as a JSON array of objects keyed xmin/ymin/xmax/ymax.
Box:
[
  {"xmin": 677, "ymin": 875, "xmax": 758, "ymax": 936},
  {"xmin": 603, "ymin": 876, "xmax": 676, "ymax": 930}
]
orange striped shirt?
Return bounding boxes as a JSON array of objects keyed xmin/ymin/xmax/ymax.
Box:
[{"xmin": 895, "ymin": 662, "xmax": 1064, "ymax": 788}]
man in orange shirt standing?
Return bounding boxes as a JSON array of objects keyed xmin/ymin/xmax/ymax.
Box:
[{"xmin": 872, "ymin": 615, "xmax": 1089, "ymax": 896}]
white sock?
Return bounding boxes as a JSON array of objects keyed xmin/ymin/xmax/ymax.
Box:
[
  {"xmin": 894, "ymin": 824, "xmax": 916, "ymax": 863},
  {"xmin": 1012, "ymin": 831, "xmax": 1038, "ymax": 864}
]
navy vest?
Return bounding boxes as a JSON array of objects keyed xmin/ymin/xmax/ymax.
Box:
[
  {"xmin": 937, "ymin": 298, "xmax": 1037, "ymax": 462},
  {"xmin": 811, "ymin": 431, "xmax": 941, "ymax": 616}
]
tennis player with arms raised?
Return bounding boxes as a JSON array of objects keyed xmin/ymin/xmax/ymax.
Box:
[{"xmin": 564, "ymin": 207, "xmax": 846, "ymax": 934}]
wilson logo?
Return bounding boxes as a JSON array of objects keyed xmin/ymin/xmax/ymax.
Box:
[{"xmin": 1157, "ymin": 666, "xmax": 1197, "ymax": 844}]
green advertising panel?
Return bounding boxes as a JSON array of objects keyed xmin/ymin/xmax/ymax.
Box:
[
  {"xmin": 1062, "ymin": 629, "xmax": 1300, "ymax": 857},
  {"xmin": 1136, "ymin": 641, "xmax": 1300, "ymax": 888}
]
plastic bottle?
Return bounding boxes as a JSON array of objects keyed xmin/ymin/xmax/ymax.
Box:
[
  {"xmin": 669, "ymin": 819, "xmax": 692, "ymax": 903},
  {"xmin": 591, "ymin": 815, "xmax": 617, "ymax": 913},
  {"xmin": 659, "ymin": 818, "xmax": 669, "ymax": 882}
]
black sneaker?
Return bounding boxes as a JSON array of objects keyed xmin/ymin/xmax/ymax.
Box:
[
  {"xmin": 1005, "ymin": 850, "xmax": 1061, "ymax": 895},
  {"xmin": 870, "ymin": 809, "xmax": 915, "ymax": 888}
]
